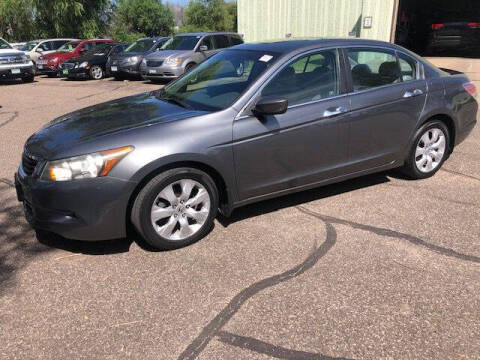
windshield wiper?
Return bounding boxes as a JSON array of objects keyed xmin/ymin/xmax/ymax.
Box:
[{"xmin": 158, "ymin": 95, "xmax": 193, "ymax": 110}]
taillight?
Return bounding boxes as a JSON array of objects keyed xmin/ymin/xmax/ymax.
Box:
[
  {"xmin": 432, "ymin": 23, "xmax": 444, "ymax": 30},
  {"xmin": 463, "ymin": 82, "xmax": 477, "ymax": 98},
  {"xmin": 468, "ymin": 22, "xmax": 480, "ymax": 29}
]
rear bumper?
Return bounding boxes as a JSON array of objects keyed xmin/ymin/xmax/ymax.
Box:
[
  {"xmin": 15, "ymin": 167, "xmax": 136, "ymax": 241},
  {"xmin": 455, "ymin": 98, "xmax": 478, "ymax": 146}
]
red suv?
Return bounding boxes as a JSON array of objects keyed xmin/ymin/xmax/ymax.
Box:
[{"xmin": 36, "ymin": 39, "xmax": 115, "ymax": 77}]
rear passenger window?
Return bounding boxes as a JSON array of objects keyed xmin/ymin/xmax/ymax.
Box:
[
  {"xmin": 214, "ymin": 35, "xmax": 230, "ymax": 49},
  {"xmin": 200, "ymin": 36, "xmax": 214, "ymax": 50},
  {"xmin": 52, "ymin": 40, "xmax": 67, "ymax": 49},
  {"xmin": 398, "ymin": 53, "xmax": 417, "ymax": 82},
  {"xmin": 262, "ymin": 50, "xmax": 339, "ymax": 106},
  {"xmin": 347, "ymin": 49, "xmax": 401, "ymax": 91}
]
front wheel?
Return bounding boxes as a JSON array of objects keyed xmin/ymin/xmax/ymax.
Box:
[
  {"xmin": 401, "ymin": 120, "xmax": 450, "ymax": 179},
  {"xmin": 89, "ymin": 65, "xmax": 104, "ymax": 80},
  {"xmin": 131, "ymin": 168, "xmax": 219, "ymax": 250}
]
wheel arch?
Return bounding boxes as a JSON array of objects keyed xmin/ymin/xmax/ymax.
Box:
[
  {"xmin": 125, "ymin": 160, "xmax": 232, "ymax": 233},
  {"xmin": 418, "ymin": 113, "xmax": 456, "ymax": 153}
]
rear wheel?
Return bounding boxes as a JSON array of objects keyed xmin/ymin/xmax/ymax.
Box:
[
  {"xmin": 89, "ymin": 65, "xmax": 104, "ymax": 80},
  {"xmin": 131, "ymin": 168, "xmax": 218, "ymax": 250},
  {"xmin": 401, "ymin": 120, "xmax": 450, "ymax": 179}
]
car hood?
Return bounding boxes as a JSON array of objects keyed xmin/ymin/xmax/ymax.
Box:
[
  {"xmin": 66, "ymin": 53, "xmax": 106, "ymax": 64},
  {"xmin": 25, "ymin": 91, "xmax": 207, "ymax": 159},
  {"xmin": 41, "ymin": 51, "xmax": 73, "ymax": 59},
  {"xmin": 144, "ymin": 50, "xmax": 192, "ymax": 61},
  {"xmin": 0, "ymin": 49, "xmax": 24, "ymax": 57}
]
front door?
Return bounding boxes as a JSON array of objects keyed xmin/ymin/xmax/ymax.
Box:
[
  {"xmin": 344, "ymin": 48, "xmax": 427, "ymax": 172},
  {"xmin": 233, "ymin": 49, "xmax": 351, "ymax": 201}
]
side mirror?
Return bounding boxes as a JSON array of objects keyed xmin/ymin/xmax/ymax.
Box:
[
  {"xmin": 199, "ymin": 45, "xmax": 208, "ymax": 52},
  {"xmin": 36, "ymin": 48, "xmax": 43, "ymax": 53},
  {"xmin": 253, "ymin": 97, "xmax": 288, "ymax": 116}
]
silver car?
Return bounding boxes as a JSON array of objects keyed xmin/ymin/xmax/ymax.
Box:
[{"xmin": 140, "ymin": 32, "xmax": 243, "ymax": 82}]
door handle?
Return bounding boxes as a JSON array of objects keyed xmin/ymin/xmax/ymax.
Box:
[
  {"xmin": 404, "ymin": 89, "xmax": 423, "ymax": 98},
  {"xmin": 323, "ymin": 106, "xmax": 347, "ymax": 118}
]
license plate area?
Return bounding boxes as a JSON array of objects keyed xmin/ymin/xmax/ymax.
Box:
[
  {"xmin": 11, "ymin": 68, "xmax": 21, "ymax": 74},
  {"xmin": 63, "ymin": 69, "xmax": 68, "ymax": 75},
  {"xmin": 149, "ymin": 69, "xmax": 157, "ymax": 74},
  {"xmin": 111, "ymin": 66, "xmax": 117, "ymax": 72}
]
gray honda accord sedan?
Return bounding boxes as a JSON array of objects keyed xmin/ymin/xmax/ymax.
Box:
[{"xmin": 15, "ymin": 39, "xmax": 477, "ymax": 250}]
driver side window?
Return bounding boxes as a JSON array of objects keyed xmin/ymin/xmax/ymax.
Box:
[
  {"xmin": 199, "ymin": 36, "xmax": 214, "ymax": 51},
  {"xmin": 262, "ymin": 50, "xmax": 339, "ymax": 107}
]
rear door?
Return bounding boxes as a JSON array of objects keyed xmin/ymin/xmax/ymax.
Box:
[
  {"xmin": 196, "ymin": 35, "xmax": 216, "ymax": 61},
  {"xmin": 343, "ymin": 47, "xmax": 427, "ymax": 172},
  {"xmin": 233, "ymin": 49, "xmax": 351, "ymax": 200}
]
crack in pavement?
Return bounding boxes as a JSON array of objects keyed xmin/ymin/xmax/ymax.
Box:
[
  {"xmin": 76, "ymin": 85, "xmax": 125, "ymax": 100},
  {"xmin": 0, "ymin": 178, "xmax": 14, "ymax": 187},
  {"xmin": 0, "ymin": 111, "xmax": 19, "ymax": 129},
  {"xmin": 216, "ymin": 331, "xmax": 352, "ymax": 360},
  {"xmin": 441, "ymin": 168, "xmax": 480, "ymax": 182},
  {"xmin": 178, "ymin": 218, "xmax": 338, "ymax": 360},
  {"xmin": 296, "ymin": 206, "xmax": 480, "ymax": 263}
]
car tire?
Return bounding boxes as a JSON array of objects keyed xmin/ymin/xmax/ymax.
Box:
[
  {"xmin": 131, "ymin": 168, "xmax": 219, "ymax": 250},
  {"xmin": 23, "ymin": 74, "xmax": 34, "ymax": 83},
  {"xmin": 185, "ymin": 63, "xmax": 196, "ymax": 73},
  {"xmin": 401, "ymin": 120, "xmax": 450, "ymax": 179},
  {"xmin": 89, "ymin": 65, "xmax": 104, "ymax": 80}
]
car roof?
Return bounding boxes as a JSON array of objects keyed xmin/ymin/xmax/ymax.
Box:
[
  {"xmin": 233, "ymin": 38, "xmax": 402, "ymax": 55},
  {"xmin": 177, "ymin": 32, "xmax": 239, "ymax": 37}
]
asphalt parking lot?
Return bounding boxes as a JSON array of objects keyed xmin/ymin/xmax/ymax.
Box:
[{"xmin": 0, "ymin": 75, "xmax": 479, "ymax": 359}]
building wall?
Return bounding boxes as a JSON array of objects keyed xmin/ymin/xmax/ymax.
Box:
[{"xmin": 238, "ymin": 0, "xmax": 396, "ymax": 43}]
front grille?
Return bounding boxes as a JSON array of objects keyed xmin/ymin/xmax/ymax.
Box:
[
  {"xmin": 0, "ymin": 56, "xmax": 24, "ymax": 65},
  {"xmin": 22, "ymin": 152, "xmax": 39, "ymax": 176},
  {"xmin": 146, "ymin": 60, "xmax": 163, "ymax": 67},
  {"xmin": 60, "ymin": 62, "xmax": 75, "ymax": 70}
]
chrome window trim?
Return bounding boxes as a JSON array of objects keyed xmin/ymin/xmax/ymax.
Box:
[{"xmin": 235, "ymin": 46, "xmax": 341, "ymax": 120}]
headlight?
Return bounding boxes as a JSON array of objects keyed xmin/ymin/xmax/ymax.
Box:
[
  {"xmin": 41, "ymin": 146, "xmax": 133, "ymax": 181},
  {"xmin": 79, "ymin": 61, "xmax": 89, "ymax": 68},
  {"xmin": 126, "ymin": 56, "xmax": 139, "ymax": 63},
  {"xmin": 165, "ymin": 57, "xmax": 182, "ymax": 66}
]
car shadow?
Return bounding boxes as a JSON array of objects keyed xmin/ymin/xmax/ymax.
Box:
[
  {"xmin": 0, "ymin": 79, "xmax": 39, "ymax": 86},
  {"xmin": 218, "ymin": 171, "xmax": 392, "ymax": 227}
]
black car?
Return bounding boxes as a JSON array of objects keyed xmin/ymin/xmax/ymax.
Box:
[
  {"xmin": 107, "ymin": 37, "xmax": 170, "ymax": 80},
  {"xmin": 427, "ymin": 14, "xmax": 480, "ymax": 54},
  {"xmin": 59, "ymin": 43, "xmax": 128, "ymax": 80}
]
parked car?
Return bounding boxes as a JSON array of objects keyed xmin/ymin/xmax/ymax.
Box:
[
  {"xmin": 15, "ymin": 39, "xmax": 477, "ymax": 250},
  {"xmin": 107, "ymin": 36, "xmax": 170, "ymax": 80},
  {"xmin": 427, "ymin": 14, "xmax": 480, "ymax": 53},
  {"xmin": 10, "ymin": 42, "xmax": 26, "ymax": 49},
  {"xmin": 59, "ymin": 43, "xmax": 128, "ymax": 80},
  {"xmin": 20, "ymin": 39, "xmax": 78, "ymax": 70},
  {"xmin": 140, "ymin": 32, "xmax": 243, "ymax": 82},
  {"xmin": 0, "ymin": 38, "xmax": 34, "ymax": 82},
  {"xmin": 36, "ymin": 39, "xmax": 115, "ymax": 77}
]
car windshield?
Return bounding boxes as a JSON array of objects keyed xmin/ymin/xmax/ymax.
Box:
[
  {"xmin": 125, "ymin": 39, "xmax": 154, "ymax": 53},
  {"xmin": 0, "ymin": 39, "xmax": 12, "ymax": 49},
  {"xmin": 57, "ymin": 41, "xmax": 80, "ymax": 52},
  {"xmin": 20, "ymin": 41, "xmax": 39, "ymax": 51},
  {"xmin": 159, "ymin": 49, "xmax": 279, "ymax": 111},
  {"xmin": 161, "ymin": 36, "xmax": 199, "ymax": 51}
]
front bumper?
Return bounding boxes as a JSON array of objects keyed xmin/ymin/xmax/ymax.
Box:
[
  {"xmin": 0, "ymin": 63, "xmax": 34, "ymax": 79},
  {"xmin": 59, "ymin": 67, "xmax": 89, "ymax": 79},
  {"xmin": 15, "ymin": 167, "xmax": 136, "ymax": 241},
  {"xmin": 36, "ymin": 64, "xmax": 59, "ymax": 75},
  {"xmin": 140, "ymin": 64, "xmax": 184, "ymax": 80},
  {"xmin": 108, "ymin": 63, "xmax": 141, "ymax": 77}
]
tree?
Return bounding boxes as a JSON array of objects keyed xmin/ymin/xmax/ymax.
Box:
[
  {"xmin": 0, "ymin": 0, "xmax": 36, "ymax": 41},
  {"xmin": 109, "ymin": 0, "xmax": 175, "ymax": 43},
  {"xmin": 182, "ymin": 0, "xmax": 235, "ymax": 33}
]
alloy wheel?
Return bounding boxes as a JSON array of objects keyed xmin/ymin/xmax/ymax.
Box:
[
  {"xmin": 414, "ymin": 127, "xmax": 446, "ymax": 173},
  {"xmin": 150, "ymin": 179, "xmax": 211, "ymax": 241}
]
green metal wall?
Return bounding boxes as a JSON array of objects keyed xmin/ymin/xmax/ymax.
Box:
[{"xmin": 238, "ymin": 0, "xmax": 395, "ymax": 43}]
